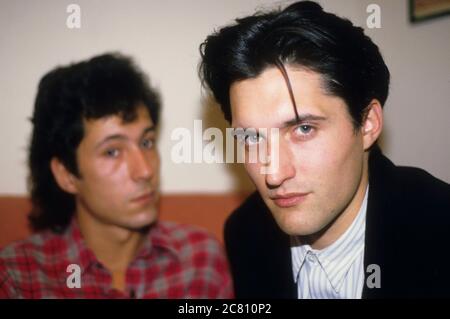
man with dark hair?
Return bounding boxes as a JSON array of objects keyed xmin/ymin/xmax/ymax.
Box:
[
  {"xmin": 0, "ymin": 53, "xmax": 233, "ymax": 298},
  {"xmin": 200, "ymin": 1, "xmax": 450, "ymax": 298}
]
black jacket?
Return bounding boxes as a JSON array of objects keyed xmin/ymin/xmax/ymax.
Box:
[{"xmin": 224, "ymin": 149, "xmax": 450, "ymax": 298}]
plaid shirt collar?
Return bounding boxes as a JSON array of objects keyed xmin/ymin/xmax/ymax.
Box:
[{"xmin": 58, "ymin": 218, "xmax": 181, "ymax": 277}]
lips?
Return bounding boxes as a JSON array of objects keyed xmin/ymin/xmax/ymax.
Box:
[
  {"xmin": 131, "ymin": 191, "xmax": 156, "ymax": 204},
  {"xmin": 270, "ymin": 193, "xmax": 309, "ymax": 208}
]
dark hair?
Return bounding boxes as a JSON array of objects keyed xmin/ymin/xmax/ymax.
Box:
[
  {"xmin": 199, "ymin": 1, "xmax": 390, "ymax": 126},
  {"xmin": 28, "ymin": 53, "xmax": 161, "ymax": 232}
]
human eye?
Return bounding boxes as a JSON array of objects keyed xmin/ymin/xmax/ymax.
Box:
[
  {"xmin": 141, "ymin": 137, "xmax": 155, "ymax": 149},
  {"xmin": 244, "ymin": 132, "xmax": 263, "ymax": 146},
  {"xmin": 294, "ymin": 124, "xmax": 315, "ymax": 136},
  {"xmin": 103, "ymin": 147, "xmax": 120, "ymax": 158}
]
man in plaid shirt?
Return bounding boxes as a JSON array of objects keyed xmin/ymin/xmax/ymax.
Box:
[{"xmin": 0, "ymin": 53, "xmax": 233, "ymax": 299}]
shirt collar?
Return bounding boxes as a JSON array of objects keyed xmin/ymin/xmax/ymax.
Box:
[
  {"xmin": 135, "ymin": 221, "xmax": 182, "ymax": 260},
  {"xmin": 62, "ymin": 218, "xmax": 97, "ymax": 274},
  {"xmin": 291, "ymin": 185, "xmax": 368, "ymax": 292},
  {"xmin": 60, "ymin": 218, "xmax": 181, "ymax": 274}
]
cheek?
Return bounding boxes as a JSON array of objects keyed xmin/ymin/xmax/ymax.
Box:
[
  {"xmin": 77, "ymin": 172, "xmax": 129, "ymax": 217},
  {"xmin": 314, "ymin": 138, "xmax": 364, "ymax": 197},
  {"xmin": 79, "ymin": 161, "xmax": 129, "ymax": 202},
  {"xmin": 295, "ymin": 131, "xmax": 363, "ymax": 182},
  {"xmin": 95, "ymin": 162, "xmax": 128, "ymax": 186}
]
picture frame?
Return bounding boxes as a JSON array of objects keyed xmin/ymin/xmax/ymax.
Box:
[{"xmin": 410, "ymin": 0, "xmax": 450, "ymax": 22}]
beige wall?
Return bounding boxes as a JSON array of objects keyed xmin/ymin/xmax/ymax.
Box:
[{"xmin": 0, "ymin": 0, "xmax": 449, "ymax": 195}]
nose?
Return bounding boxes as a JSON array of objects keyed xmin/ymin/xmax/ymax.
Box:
[
  {"xmin": 129, "ymin": 148, "xmax": 154, "ymax": 182},
  {"xmin": 264, "ymin": 139, "xmax": 295, "ymax": 189}
]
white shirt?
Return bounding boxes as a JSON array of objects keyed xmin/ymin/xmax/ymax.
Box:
[{"xmin": 291, "ymin": 186, "xmax": 368, "ymax": 299}]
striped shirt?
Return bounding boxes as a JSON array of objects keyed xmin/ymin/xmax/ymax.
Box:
[{"xmin": 291, "ymin": 186, "xmax": 368, "ymax": 299}]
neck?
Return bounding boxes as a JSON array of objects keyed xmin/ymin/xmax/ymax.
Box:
[
  {"xmin": 76, "ymin": 209, "xmax": 146, "ymax": 275},
  {"xmin": 306, "ymin": 154, "xmax": 369, "ymax": 250}
]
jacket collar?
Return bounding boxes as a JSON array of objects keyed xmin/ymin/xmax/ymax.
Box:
[{"xmin": 362, "ymin": 147, "xmax": 397, "ymax": 298}]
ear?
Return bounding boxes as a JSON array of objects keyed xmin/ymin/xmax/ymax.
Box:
[
  {"xmin": 50, "ymin": 157, "xmax": 79, "ymax": 194},
  {"xmin": 361, "ymin": 99, "xmax": 383, "ymax": 151}
]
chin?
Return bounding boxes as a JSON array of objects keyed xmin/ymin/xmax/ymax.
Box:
[
  {"xmin": 123, "ymin": 219, "xmax": 156, "ymax": 231},
  {"xmin": 126, "ymin": 209, "xmax": 158, "ymax": 230},
  {"xmin": 278, "ymin": 223, "xmax": 317, "ymax": 237},
  {"xmin": 272, "ymin": 209, "xmax": 321, "ymax": 237}
]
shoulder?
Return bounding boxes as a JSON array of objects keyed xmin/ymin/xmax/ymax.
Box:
[
  {"xmin": 369, "ymin": 150, "xmax": 450, "ymax": 208},
  {"xmin": 369, "ymin": 151, "xmax": 450, "ymax": 240},
  {"xmin": 157, "ymin": 221, "xmax": 222, "ymax": 248},
  {"xmin": 394, "ymin": 165, "xmax": 450, "ymax": 231},
  {"xmin": 394, "ymin": 165, "xmax": 450, "ymax": 203},
  {"xmin": 381, "ymin": 159, "xmax": 450, "ymax": 213},
  {"xmin": 0, "ymin": 231, "xmax": 64, "ymax": 298},
  {"xmin": 0, "ymin": 230, "xmax": 62, "ymax": 267},
  {"xmin": 153, "ymin": 221, "xmax": 233, "ymax": 298},
  {"xmin": 155, "ymin": 221, "xmax": 227, "ymax": 263}
]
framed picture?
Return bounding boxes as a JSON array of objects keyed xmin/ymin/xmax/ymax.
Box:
[{"xmin": 410, "ymin": 0, "xmax": 450, "ymax": 22}]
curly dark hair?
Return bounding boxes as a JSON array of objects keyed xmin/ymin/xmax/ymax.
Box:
[
  {"xmin": 28, "ymin": 53, "xmax": 161, "ymax": 232},
  {"xmin": 199, "ymin": 1, "xmax": 390, "ymax": 127}
]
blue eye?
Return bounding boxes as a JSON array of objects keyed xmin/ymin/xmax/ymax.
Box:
[
  {"xmin": 295, "ymin": 124, "xmax": 313, "ymax": 135},
  {"xmin": 244, "ymin": 134, "xmax": 262, "ymax": 146}
]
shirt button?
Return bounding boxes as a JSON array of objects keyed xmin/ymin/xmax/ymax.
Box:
[{"xmin": 307, "ymin": 252, "xmax": 316, "ymax": 264}]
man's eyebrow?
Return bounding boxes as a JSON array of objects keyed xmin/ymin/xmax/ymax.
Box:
[
  {"xmin": 141, "ymin": 126, "xmax": 156, "ymax": 137},
  {"xmin": 95, "ymin": 126, "xmax": 155, "ymax": 150},
  {"xmin": 282, "ymin": 114, "xmax": 327, "ymax": 127}
]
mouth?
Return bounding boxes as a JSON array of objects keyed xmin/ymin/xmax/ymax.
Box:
[
  {"xmin": 131, "ymin": 191, "xmax": 156, "ymax": 204},
  {"xmin": 270, "ymin": 192, "xmax": 310, "ymax": 208}
]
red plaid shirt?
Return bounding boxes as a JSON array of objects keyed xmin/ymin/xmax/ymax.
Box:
[{"xmin": 0, "ymin": 219, "xmax": 233, "ymax": 299}]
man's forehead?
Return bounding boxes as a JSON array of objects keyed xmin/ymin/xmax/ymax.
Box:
[
  {"xmin": 84, "ymin": 104, "xmax": 151, "ymax": 123},
  {"xmin": 82, "ymin": 107, "xmax": 154, "ymax": 139},
  {"xmin": 232, "ymin": 69, "xmax": 322, "ymax": 121},
  {"xmin": 231, "ymin": 92, "xmax": 331, "ymax": 127},
  {"xmin": 230, "ymin": 70, "xmax": 348, "ymax": 129}
]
